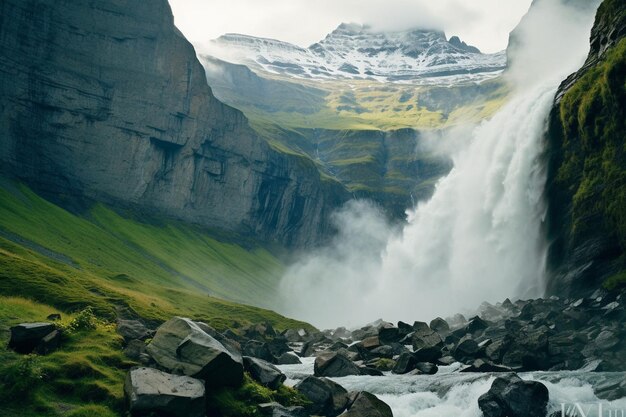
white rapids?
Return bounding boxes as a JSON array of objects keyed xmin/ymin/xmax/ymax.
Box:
[{"xmin": 278, "ymin": 358, "xmax": 626, "ymax": 417}]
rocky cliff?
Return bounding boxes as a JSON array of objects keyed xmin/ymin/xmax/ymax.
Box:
[
  {"xmin": 545, "ymin": 0, "xmax": 626, "ymax": 295},
  {"xmin": 0, "ymin": 0, "xmax": 349, "ymax": 247}
]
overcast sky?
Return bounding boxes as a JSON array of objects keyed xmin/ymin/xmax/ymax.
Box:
[{"xmin": 168, "ymin": 0, "xmax": 533, "ymax": 53}]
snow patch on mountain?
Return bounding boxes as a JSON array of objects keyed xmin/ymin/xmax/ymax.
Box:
[{"xmin": 199, "ymin": 23, "xmax": 506, "ymax": 84}]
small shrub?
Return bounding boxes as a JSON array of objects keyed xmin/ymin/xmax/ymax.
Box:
[
  {"xmin": 0, "ymin": 354, "xmax": 45, "ymax": 400},
  {"xmin": 57, "ymin": 307, "xmax": 99, "ymax": 334}
]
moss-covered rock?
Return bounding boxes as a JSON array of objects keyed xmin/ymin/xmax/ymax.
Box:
[{"xmin": 546, "ymin": 0, "xmax": 626, "ymax": 295}]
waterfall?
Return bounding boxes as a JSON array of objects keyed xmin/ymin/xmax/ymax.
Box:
[{"xmin": 279, "ymin": 0, "xmax": 600, "ymax": 328}]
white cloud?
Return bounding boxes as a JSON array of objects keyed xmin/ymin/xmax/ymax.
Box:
[{"xmin": 168, "ymin": 0, "xmax": 533, "ymax": 53}]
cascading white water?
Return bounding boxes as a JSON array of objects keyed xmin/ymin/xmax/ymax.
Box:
[{"xmin": 279, "ymin": 0, "xmax": 601, "ymax": 328}]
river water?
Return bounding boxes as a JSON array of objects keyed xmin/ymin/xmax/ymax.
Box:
[{"xmin": 278, "ymin": 358, "xmax": 626, "ymax": 417}]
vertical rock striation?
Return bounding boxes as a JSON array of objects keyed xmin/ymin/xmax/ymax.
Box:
[
  {"xmin": 545, "ymin": 0, "xmax": 626, "ymax": 295},
  {"xmin": 0, "ymin": 0, "xmax": 348, "ymax": 247}
]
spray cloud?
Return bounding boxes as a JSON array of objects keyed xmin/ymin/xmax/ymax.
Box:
[{"xmin": 279, "ymin": 0, "xmax": 600, "ymax": 329}]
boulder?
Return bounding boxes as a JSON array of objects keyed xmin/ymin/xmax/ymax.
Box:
[
  {"xmin": 314, "ymin": 352, "xmax": 361, "ymax": 377},
  {"xmin": 277, "ymin": 352, "xmax": 302, "ymax": 365},
  {"xmin": 413, "ymin": 346, "xmax": 443, "ymax": 363},
  {"xmin": 295, "ymin": 376, "xmax": 349, "ymax": 417},
  {"xmin": 344, "ymin": 391, "xmax": 393, "ymax": 417},
  {"xmin": 454, "ymin": 337, "xmax": 481, "ymax": 362},
  {"xmin": 392, "ymin": 352, "xmax": 416, "ymax": 374},
  {"xmin": 362, "ymin": 336, "xmax": 381, "ymax": 350},
  {"xmin": 243, "ymin": 356, "xmax": 286, "ymax": 390},
  {"xmin": 117, "ymin": 320, "xmax": 151, "ymax": 341},
  {"xmin": 411, "ymin": 330, "xmax": 443, "ymax": 351},
  {"xmin": 258, "ymin": 402, "xmax": 308, "ymax": 417},
  {"xmin": 370, "ymin": 345, "xmax": 395, "ymax": 359},
  {"xmin": 378, "ymin": 325, "xmax": 401, "ymax": 344},
  {"xmin": 125, "ymin": 367, "xmax": 205, "ymax": 417},
  {"xmin": 501, "ymin": 326, "xmax": 550, "ymax": 370},
  {"xmin": 8, "ymin": 322, "xmax": 58, "ymax": 354},
  {"xmin": 46, "ymin": 313, "xmax": 62, "ymax": 321},
  {"xmin": 243, "ymin": 340, "xmax": 276, "ymax": 363},
  {"xmin": 465, "ymin": 316, "xmax": 489, "ymax": 335},
  {"xmin": 429, "ymin": 317, "xmax": 450, "ymax": 334},
  {"xmin": 478, "ymin": 373, "xmax": 549, "ymax": 417},
  {"xmin": 460, "ymin": 359, "xmax": 512, "ymax": 373},
  {"xmin": 146, "ymin": 317, "xmax": 243, "ymax": 387},
  {"xmin": 415, "ymin": 362, "xmax": 438, "ymax": 375}
]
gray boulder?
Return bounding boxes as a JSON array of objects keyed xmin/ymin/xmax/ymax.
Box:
[
  {"xmin": 392, "ymin": 352, "xmax": 416, "ymax": 374},
  {"xmin": 295, "ymin": 376, "xmax": 349, "ymax": 417},
  {"xmin": 243, "ymin": 356, "xmax": 286, "ymax": 390},
  {"xmin": 146, "ymin": 317, "xmax": 243, "ymax": 387},
  {"xmin": 344, "ymin": 391, "xmax": 393, "ymax": 417},
  {"xmin": 117, "ymin": 320, "xmax": 151, "ymax": 341},
  {"xmin": 8, "ymin": 322, "xmax": 58, "ymax": 354},
  {"xmin": 478, "ymin": 373, "xmax": 549, "ymax": 417},
  {"xmin": 314, "ymin": 352, "xmax": 361, "ymax": 377},
  {"xmin": 277, "ymin": 352, "xmax": 302, "ymax": 365},
  {"xmin": 124, "ymin": 367, "xmax": 205, "ymax": 417}
]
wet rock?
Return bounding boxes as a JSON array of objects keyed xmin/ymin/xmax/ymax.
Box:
[
  {"xmin": 125, "ymin": 367, "xmax": 205, "ymax": 417},
  {"xmin": 370, "ymin": 345, "xmax": 395, "ymax": 359},
  {"xmin": 465, "ymin": 316, "xmax": 489, "ymax": 335},
  {"xmin": 359, "ymin": 366, "xmax": 384, "ymax": 376},
  {"xmin": 258, "ymin": 402, "xmax": 308, "ymax": 417},
  {"xmin": 117, "ymin": 320, "xmax": 151, "ymax": 342},
  {"xmin": 460, "ymin": 359, "xmax": 512, "ymax": 373},
  {"xmin": 392, "ymin": 352, "xmax": 417, "ymax": 374},
  {"xmin": 146, "ymin": 317, "xmax": 243, "ymax": 387},
  {"xmin": 295, "ymin": 376, "xmax": 349, "ymax": 417},
  {"xmin": 243, "ymin": 356, "xmax": 286, "ymax": 390},
  {"xmin": 410, "ymin": 329, "xmax": 443, "ymax": 351},
  {"xmin": 314, "ymin": 352, "xmax": 361, "ymax": 377},
  {"xmin": 277, "ymin": 352, "xmax": 302, "ymax": 365},
  {"xmin": 9, "ymin": 322, "xmax": 58, "ymax": 354},
  {"xmin": 378, "ymin": 325, "xmax": 401, "ymax": 344},
  {"xmin": 478, "ymin": 373, "xmax": 548, "ymax": 417},
  {"xmin": 453, "ymin": 337, "xmax": 480, "ymax": 362},
  {"xmin": 243, "ymin": 340, "xmax": 276, "ymax": 363},
  {"xmin": 501, "ymin": 326, "xmax": 550, "ymax": 370},
  {"xmin": 413, "ymin": 345, "xmax": 443, "ymax": 363},
  {"xmin": 344, "ymin": 391, "xmax": 393, "ymax": 417},
  {"xmin": 415, "ymin": 362, "xmax": 438, "ymax": 375}
]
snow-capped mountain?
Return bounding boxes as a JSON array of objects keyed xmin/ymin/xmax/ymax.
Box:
[{"xmin": 200, "ymin": 23, "xmax": 506, "ymax": 84}]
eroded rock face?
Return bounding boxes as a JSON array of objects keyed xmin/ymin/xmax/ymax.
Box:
[
  {"xmin": 124, "ymin": 367, "xmax": 205, "ymax": 417},
  {"xmin": 146, "ymin": 317, "xmax": 243, "ymax": 387},
  {"xmin": 0, "ymin": 0, "xmax": 348, "ymax": 247}
]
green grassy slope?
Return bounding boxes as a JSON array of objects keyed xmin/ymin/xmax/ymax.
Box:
[{"xmin": 0, "ymin": 178, "xmax": 310, "ymax": 331}]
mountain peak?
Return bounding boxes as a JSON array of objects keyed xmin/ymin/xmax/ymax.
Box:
[{"xmin": 203, "ymin": 25, "xmax": 505, "ymax": 84}]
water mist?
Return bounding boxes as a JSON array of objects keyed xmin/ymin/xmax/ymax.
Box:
[{"xmin": 279, "ymin": 0, "xmax": 601, "ymax": 328}]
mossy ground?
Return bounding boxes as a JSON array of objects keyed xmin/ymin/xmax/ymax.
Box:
[
  {"xmin": 0, "ymin": 297, "xmax": 129, "ymax": 417},
  {"xmin": 0, "ymin": 177, "xmax": 317, "ymax": 414},
  {"xmin": 0, "ymin": 178, "xmax": 312, "ymax": 331}
]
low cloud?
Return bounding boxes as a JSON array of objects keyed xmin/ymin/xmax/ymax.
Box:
[{"xmin": 169, "ymin": 0, "xmax": 533, "ymax": 53}]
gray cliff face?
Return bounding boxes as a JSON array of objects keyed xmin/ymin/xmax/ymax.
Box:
[{"xmin": 0, "ymin": 0, "xmax": 348, "ymax": 247}]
